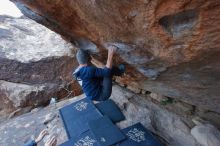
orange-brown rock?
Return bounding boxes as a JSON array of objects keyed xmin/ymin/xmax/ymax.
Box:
[{"xmin": 11, "ymin": 0, "xmax": 220, "ymax": 113}]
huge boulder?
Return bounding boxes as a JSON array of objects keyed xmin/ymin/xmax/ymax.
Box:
[
  {"xmin": 10, "ymin": 0, "xmax": 220, "ymax": 113},
  {"xmin": 0, "ymin": 15, "xmax": 82, "ymax": 120}
]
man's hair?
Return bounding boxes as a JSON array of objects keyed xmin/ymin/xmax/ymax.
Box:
[{"xmin": 76, "ymin": 49, "xmax": 91, "ymax": 64}]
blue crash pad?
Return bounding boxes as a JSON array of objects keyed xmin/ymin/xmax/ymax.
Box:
[
  {"xmin": 117, "ymin": 123, "xmax": 164, "ymax": 146},
  {"xmin": 59, "ymin": 98, "xmax": 102, "ymax": 139},
  {"xmin": 59, "ymin": 98, "xmax": 96, "ymax": 117},
  {"xmin": 88, "ymin": 116, "xmax": 126, "ymax": 146},
  {"xmin": 59, "ymin": 130, "xmax": 100, "ymax": 146},
  {"xmin": 95, "ymin": 99, "xmax": 125, "ymax": 123}
]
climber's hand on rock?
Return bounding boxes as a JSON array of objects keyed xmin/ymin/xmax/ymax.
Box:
[
  {"xmin": 106, "ymin": 45, "xmax": 117, "ymax": 68},
  {"xmin": 107, "ymin": 45, "xmax": 117, "ymax": 56},
  {"xmin": 45, "ymin": 136, "xmax": 57, "ymax": 146},
  {"xmin": 35, "ymin": 129, "xmax": 48, "ymax": 143}
]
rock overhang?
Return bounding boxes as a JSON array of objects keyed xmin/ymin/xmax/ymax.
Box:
[{"xmin": 9, "ymin": 0, "xmax": 220, "ymax": 113}]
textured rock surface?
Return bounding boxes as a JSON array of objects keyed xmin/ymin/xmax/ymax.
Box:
[
  {"xmin": 0, "ymin": 80, "xmax": 56, "ymax": 121},
  {"xmin": 111, "ymin": 86, "xmax": 199, "ymax": 146},
  {"xmin": 0, "ymin": 15, "xmax": 82, "ymax": 119},
  {"xmin": 0, "ymin": 94, "xmax": 85, "ymax": 146},
  {"xmin": 191, "ymin": 123, "xmax": 220, "ymax": 146},
  {"xmin": 11, "ymin": 0, "xmax": 220, "ymax": 113},
  {"xmin": 0, "ymin": 85, "xmax": 207, "ymax": 146}
]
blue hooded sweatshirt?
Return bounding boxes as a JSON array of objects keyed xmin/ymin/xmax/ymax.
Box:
[{"xmin": 73, "ymin": 66, "xmax": 112, "ymax": 100}]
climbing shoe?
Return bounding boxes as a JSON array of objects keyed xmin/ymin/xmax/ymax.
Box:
[
  {"xmin": 112, "ymin": 64, "xmax": 126, "ymax": 76},
  {"xmin": 118, "ymin": 64, "xmax": 125, "ymax": 74}
]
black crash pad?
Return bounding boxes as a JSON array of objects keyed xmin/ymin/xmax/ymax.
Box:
[
  {"xmin": 89, "ymin": 116, "xmax": 126, "ymax": 146},
  {"xmin": 117, "ymin": 123, "xmax": 164, "ymax": 146},
  {"xmin": 59, "ymin": 130, "xmax": 100, "ymax": 146},
  {"xmin": 59, "ymin": 98, "xmax": 102, "ymax": 139},
  {"xmin": 95, "ymin": 99, "xmax": 125, "ymax": 123},
  {"xmin": 59, "ymin": 98, "xmax": 96, "ymax": 117}
]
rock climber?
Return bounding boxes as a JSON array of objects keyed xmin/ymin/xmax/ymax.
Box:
[{"xmin": 73, "ymin": 45, "xmax": 125, "ymax": 101}]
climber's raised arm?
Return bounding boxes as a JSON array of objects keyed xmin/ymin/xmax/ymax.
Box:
[{"xmin": 106, "ymin": 45, "xmax": 117, "ymax": 69}]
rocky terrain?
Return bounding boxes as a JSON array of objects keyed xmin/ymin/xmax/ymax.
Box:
[
  {"xmin": 11, "ymin": 0, "xmax": 220, "ymax": 113},
  {"xmin": 0, "ymin": 85, "xmax": 219, "ymax": 146},
  {"xmin": 0, "ymin": 15, "xmax": 82, "ymax": 121},
  {"xmin": 0, "ymin": 0, "xmax": 219, "ymax": 145}
]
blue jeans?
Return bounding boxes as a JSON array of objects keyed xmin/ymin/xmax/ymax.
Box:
[
  {"xmin": 93, "ymin": 67, "xmax": 122, "ymax": 101},
  {"xmin": 23, "ymin": 140, "xmax": 37, "ymax": 146}
]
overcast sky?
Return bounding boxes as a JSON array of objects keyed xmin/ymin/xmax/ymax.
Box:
[{"xmin": 0, "ymin": 0, "xmax": 23, "ymax": 17}]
